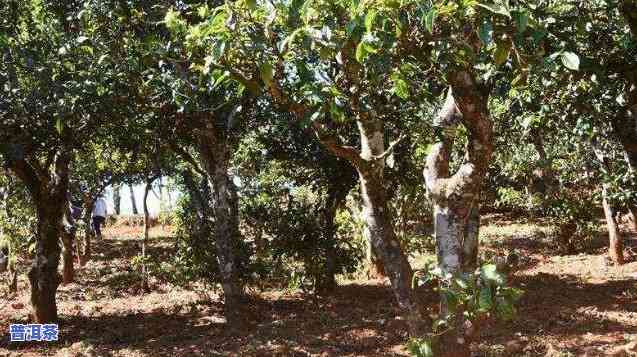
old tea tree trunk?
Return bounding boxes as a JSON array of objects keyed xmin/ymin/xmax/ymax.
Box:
[
  {"xmin": 61, "ymin": 200, "xmax": 75, "ymax": 284},
  {"xmin": 7, "ymin": 150, "xmax": 72, "ymax": 323},
  {"xmin": 268, "ymin": 69, "xmax": 429, "ymax": 337},
  {"xmin": 194, "ymin": 112, "xmax": 245, "ymax": 327},
  {"xmin": 592, "ymin": 144, "xmax": 625, "ymax": 265},
  {"xmin": 309, "ymin": 115, "xmax": 430, "ymax": 336},
  {"xmin": 423, "ymin": 72, "xmax": 493, "ymax": 357}
]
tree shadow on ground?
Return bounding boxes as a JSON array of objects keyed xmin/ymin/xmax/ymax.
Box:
[
  {"xmin": 483, "ymin": 272, "xmax": 637, "ymax": 355},
  {"xmin": 3, "ymin": 284, "xmax": 418, "ymax": 356},
  {"xmin": 88, "ymin": 237, "xmax": 174, "ymax": 263}
]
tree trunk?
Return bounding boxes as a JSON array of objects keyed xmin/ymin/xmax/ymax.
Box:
[
  {"xmin": 61, "ymin": 231, "xmax": 74, "ymax": 285},
  {"xmin": 61, "ymin": 197, "xmax": 75, "ymax": 284},
  {"xmin": 23, "ymin": 153, "xmax": 71, "ymax": 323},
  {"xmin": 113, "ymin": 183, "xmax": 121, "ymax": 215},
  {"xmin": 196, "ymin": 126, "xmax": 245, "ymax": 327},
  {"xmin": 78, "ymin": 196, "xmax": 95, "ymax": 266},
  {"xmin": 9, "ymin": 266, "xmax": 18, "ymax": 293},
  {"xmin": 5, "ymin": 242, "xmax": 18, "ymax": 293},
  {"xmin": 424, "ymin": 74, "xmax": 493, "ymax": 357},
  {"xmin": 353, "ymin": 119, "xmax": 429, "ymax": 337},
  {"xmin": 316, "ymin": 184, "xmax": 352, "ymax": 293},
  {"xmin": 627, "ymin": 206, "xmax": 637, "ymax": 232},
  {"xmin": 29, "ymin": 201, "xmax": 64, "ymax": 323},
  {"xmin": 269, "ymin": 53, "xmax": 427, "ymax": 336},
  {"xmin": 530, "ymin": 128, "xmax": 556, "ymax": 199},
  {"xmin": 364, "ymin": 225, "xmax": 386, "ymax": 279},
  {"xmin": 129, "ymin": 184, "xmax": 139, "ymax": 215},
  {"xmin": 593, "ymin": 145, "xmax": 625, "ymax": 265},
  {"xmin": 319, "ymin": 205, "xmax": 338, "ymax": 294},
  {"xmin": 611, "ymin": 104, "xmax": 637, "ymax": 234},
  {"xmin": 601, "ymin": 184, "xmax": 625, "ymax": 265},
  {"xmin": 141, "ymin": 178, "xmax": 153, "ymax": 292}
]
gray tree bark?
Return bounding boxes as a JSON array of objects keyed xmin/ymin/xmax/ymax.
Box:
[
  {"xmin": 9, "ymin": 150, "xmax": 71, "ymax": 323},
  {"xmin": 267, "ymin": 49, "xmax": 428, "ymax": 337},
  {"xmin": 112, "ymin": 183, "xmax": 121, "ymax": 215},
  {"xmin": 141, "ymin": 177, "xmax": 156, "ymax": 292},
  {"xmin": 129, "ymin": 184, "xmax": 139, "ymax": 215},
  {"xmin": 593, "ymin": 145, "xmax": 625, "ymax": 265},
  {"xmin": 353, "ymin": 119, "xmax": 429, "ymax": 336},
  {"xmin": 316, "ymin": 180, "xmax": 354, "ymax": 293},
  {"xmin": 529, "ymin": 128, "xmax": 556, "ymax": 199},
  {"xmin": 423, "ymin": 71, "xmax": 493, "ymax": 357},
  {"xmin": 196, "ymin": 123, "xmax": 245, "ymax": 327}
]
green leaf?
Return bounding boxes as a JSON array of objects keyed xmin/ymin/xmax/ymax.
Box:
[
  {"xmin": 279, "ymin": 27, "xmax": 305, "ymax": 53},
  {"xmin": 97, "ymin": 54, "xmax": 108, "ymax": 65},
  {"xmin": 454, "ymin": 277, "xmax": 469, "ymax": 290},
  {"xmin": 330, "ymin": 101, "xmax": 346, "ymax": 123},
  {"xmin": 197, "ymin": 4, "xmax": 209, "ymax": 18},
  {"xmin": 496, "ymin": 297, "xmax": 516, "ymax": 320},
  {"xmin": 478, "ymin": 286, "xmax": 493, "ymax": 311},
  {"xmin": 164, "ymin": 8, "xmax": 186, "ymax": 33},
  {"xmin": 55, "ymin": 118, "xmax": 64, "ymax": 135},
  {"xmin": 478, "ymin": 20, "xmax": 493, "ymax": 45},
  {"xmin": 423, "ymin": 8, "xmax": 437, "ymax": 34},
  {"xmin": 365, "ymin": 10, "xmax": 377, "ymax": 32},
  {"xmin": 363, "ymin": 41, "xmax": 378, "ymax": 54},
  {"xmin": 412, "ymin": 272, "xmax": 421, "ymax": 289},
  {"xmin": 319, "ymin": 46, "xmax": 332, "ymax": 60},
  {"xmin": 355, "ymin": 42, "xmax": 367, "ymax": 63},
  {"xmin": 442, "ymin": 289, "xmax": 459, "ymax": 313},
  {"xmin": 502, "ymin": 287, "xmax": 524, "ymax": 301},
  {"xmin": 481, "ymin": 264, "xmax": 505, "ymax": 286},
  {"xmin": 407, "ymin": 338, "xmax": 434, "ymax": 357},
  {"xmin": 209, "ymin": 9, "xmax": 229, "ymax": 33},
  {"xmin": 391, "ymin": 73, "xmax": 410, "ymax": 99},
  {"xmin": 513, "ymin": 10, "xmax": 529, "ymax": 34},
  {"xmin": 211, "ymin": 41, "xmax": 227, "ymax": 62},
  {"xmin": 531, "ymin": 29, "xmax": 547, "ymax": 44},
  {"xmin": 245, "ymin": 0, "xmax": 257, "ymax": 10},
  {"xmin": 561, "ymin": 51, "xmax": 580, "ymax": 71},
  {"xmin": 477, "ymin": 2, "xmax": 511, "ymax": 18},
  {"xmin": 259, "ymin": 62, "xmax": 274, "ymax": 88},
  {"xmin": 79, "ymin": 45, "xmax": 94, "ymax": 55},
  {"xmin": 494, "ymin": 40, "xmax": 511, "ymax": 65}
]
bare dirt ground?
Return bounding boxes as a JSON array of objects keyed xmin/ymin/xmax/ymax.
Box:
[{"xmin": 1, "ymin": 217, "xmax": 636, "ymax": 356}]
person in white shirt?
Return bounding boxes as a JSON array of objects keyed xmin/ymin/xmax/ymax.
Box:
[{"xmin": 92, "ymin": 194, "xmax": 108, "ymax": 239}]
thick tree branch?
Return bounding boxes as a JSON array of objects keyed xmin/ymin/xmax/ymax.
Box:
[
  {"xmin": 447, "ymin": 70, "xmax": 493, "ymax": 193},
  {"xmin": 168, "ymin": 142, "xmax": 206, "ymax": 176},
  {"xmin": 423, "ymin": 89, "xmax": 457, "ymax": 199},
  {"xmin": 312, "ymin": 122, "xmax": 362, "ymax": 168},
  {"xmin": 7, "ymin": 158, "xmax": 42, "ymax": 198},
  {"xmin": 266, "ymin": 66, "xmax": 364, "ymax": 167},
  {"xmin": 372, "ymin": 134, "xmax": 407, "ymax": 161}
]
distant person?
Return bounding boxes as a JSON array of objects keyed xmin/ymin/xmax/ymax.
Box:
[
  {"xmin": 65, "ymin": 193, "xmax": 82, "ymax": 237},
  {"xmin": 92, "ymin": 194, "xmax": 108, "ymax": 239}
]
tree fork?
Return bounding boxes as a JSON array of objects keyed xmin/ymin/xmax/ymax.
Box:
[
  {"xmin": 13, "ymin": 150, "xmax": 72, "ymax": 323},
  {"xmin": 424, "ymin": 72, "xmax": 493, "ymax": 356}
]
